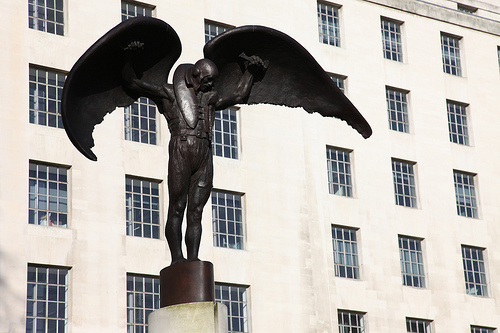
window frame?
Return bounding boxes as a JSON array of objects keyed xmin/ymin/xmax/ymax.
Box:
[
  {"xmin": 386, "ymin": 86, "xmax": 410, "ymax": 133},
  {"xmin": 461, "ymin": 245, "xmax": 488, "ymax": 297},
  {"xmin": 331, "ymin": 225, "xmax": 360, "ymax": 279},
  {"xmin": 447, "ymin": 99, "xmax": 470, "ymax": 146},
  {"xmin": 441, "ymin": 32, "xmax": 463, "ymax": 76},
  {"xmin": 126, "ymin": 273, "xmax": 160, "ymax": 333},
  {"xmin": 328, "ymin": 73, "xmax": 347, "ymax": 94},
  {"xmin": 381, "ymin": 17, "xmax": 404, "ymax": 62},
  {"xmin": 124, "ymin": 97, "xmax": 158, "ymax": 145},
  {"xmin": 406, "ymin": 317, "xmax": 433, "ymax": 333},
  {"xmin": 204, "ymin": 20, "xmax": 234, "ymax": 43},
  {"xmin": 317, "ymin": 1, "xmax": 342, "ymax": 47},
  {"xmin": 470, "ymin": 325, "xmax": 496, "ymax": 333},
  {"xmin": 398, "ymin": 235, "xmax": 426, "ymax": 288},
  {"xmin": 211, "ymin": 189, "xmax": 245, "ymax": 250},
  {"xmin": 212, "ymin": 107, "xmax": 240, "ymax": 160},
  {"xmin": 326, "ymin": 146, "xmax": 354, "ymax": 197},
  {"xmin": 28, "ymin": 0, "xmax": 65, "ymax": 36},
  {"xmin": 215, "ymin": 283, "xmax": 250, "ymax": 333},
  {"xmin": 121, "ymin": 0, "xmax": 155, "ymax": 21},
  {"xmin": 453, "ymin": 170, "xmax": 478, "ymax": 219},
  {"xmin": 337, "ymin": 309, "xmax": 366, "ymax": 332},
  {"xmin": 392, "ymin": 159, "xmax": 418, "ymax": 208}
]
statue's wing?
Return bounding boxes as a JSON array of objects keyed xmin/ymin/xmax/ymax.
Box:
[
  {"xmin": 203, "ymin": 26, "xmax": 372, "ymax": 138},
  {"xmin": 62, "ymin": 17, "xmax": 181, "ymax": 161}
]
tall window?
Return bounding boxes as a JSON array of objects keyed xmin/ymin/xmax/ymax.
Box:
[
  {"xmin": 29, "ymin": 162, "xmax": 68, "ymax": 228},
  {"xmin": 317, "ymin": 2, "xmax": 341, "ymax": 47},
  {"xmin": 29, "ymin": 66, "xmax": 65, "ymax": 129},
  {"xmin": 326, "ymin": 147, "xmax": 352, "ymax": 197},
  {"xmin": 447, "ymin": 100, "xmax": 469, "ymax": 145},
  {"xmin": 215, "ymin": 284, "xmax": 249, "ymax": 333},
  {"xmin": 471, "ymin": 326, "xmax": 496, "ymax": 333},
  {"xmin": 125, "ymin": 177, "xmax": 161, "ymax": 239},
  {"xmin": 399, "ymin": 236, "xmax": 425, "ymax": 288},
  {"xmin": 381, "ymin": 18, "xmax": 403, "ymax": 62},
  {"xmin": 127, "ymin": 274, "xmax": 160, "ymax": 333},
  {"xmin": 386, "ymin": 87, "xmax": 409, "ymax": 133},
  {"xmin": 28, "ymin": 0, "xmax": 64, "ymax": 35},
  {"xmin": 213, "ymin": 108, "xmax": 239, "ymax": 159},
  {"xmin": 462, "ymin": 245, "xmax": 488, "ymax": 297},
  {"xmin": 124, "ymin": 97, "xmax": 157, "ymax": 145},
  {"xmin": 454, "ymin": 171, "xmax": 478, "ymax": 218},
  {"xmin": 338, "ymin": 310, "xmax": 365, "ymax": 332},
  {"xmin": 205, "ymin": 21, "xmax": 232, "ymax": 43},
  {"xmin": 441, "ymin": 33, "xmax": 462, "ymax": 76},
  {"xmin": 332, "ymin": 225, "xmax": 359, "ymax": 279},
  {"xmin": 329, "ymin": 74, "xmax": 346, "ymax": 94},
  {"xmin": 392, "ymin": 159, "xmax": 417, "ymax": 208},
  {"xmin": 406, "ymin": 318, "xmax": 432, "ymax": 333},
  {"xmin": 26, "ymin": 265, "xmax": 68, "ymax": 333},
  {"xmin": 211, "ymin": 190, "xmax": 244, "ymax": 250},
  {"xmin": 121, "ymin": 1, "xmax": 154, "ymax": 21}
]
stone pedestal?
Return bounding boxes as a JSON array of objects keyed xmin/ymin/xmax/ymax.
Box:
[{"xmin": 148, "ymin": 301, "xmax": 228, "ymax": 333}]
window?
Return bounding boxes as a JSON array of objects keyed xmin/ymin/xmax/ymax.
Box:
[
  {"xmin": 215, "ymin": 284, "xmax": 249, "ymax": 333},
  {"xmin": 471, "ymin": 326, "xmax": 496, "ymax": 333},
  {"xmin": 454, "ymin": 171, "xmax": 478, "ymax": 218},
  {"xmin": 326, "ymin": 147, "xmax": 352, "ymax": 197},
  {"xmin": 29, "ymin": 66, "xmax": 65, "ymax": 129},
  {"xmin": 317, "ymin": 2, "xmax": 341, "ymax": 47},
  {"xmin": 441, "ymin": 33, "xmax": 462, "ymax": 76},
  {"xmin": 332, "ymin": 225, "xmax": 359, "ymax": 279},
  {"xmin": 458, "ymin": 4, "xmax": 478, "ymax": 14},
  {"xmin": 121, "ymin": 1, "xmax": 154, "ymax": 21},
  {"xmin": 406, "ymin": 318, "xmax": 432, "ymax": 333},
  {"xmin": 497, "ymin": 46, "xmax": 500, "ymax": 73},
  {"xmin": 28, "ymin": 0, "xmax": 64, "ymax": 35},
  {"xmin": 212, "ymin": 190, "xmax": 244, "ymax": 250},
  {"xmin": 338, "ymin": 310, "xmax": 365, "ymax": 332},
  {"xmin": 205, "ymin": 20, "xmax": 233, "ymax": 43},
  {"xmin": 386, "ymin": 87, "xmax": 409, "ymax": 133},
  {"xmin": 29, "ymin": 162, "xmax": 68, "ymax": 228},
  {"xmin": 124, "ymin": 97, "xmax": 157, "ymax": 145},
  {"xmin": 392, "ymin": 159, "xmax": 417, "ymax": 208},
  {"xmin": 381, "ymin": 18, "xmax": 403, "ymax": 62},
  {"xmin": 26, "ymin": 265, "xmax": 68, "ymax": 333},
  {"xmin": 213, "ymin": 108, "xmax": 238, "ymax": 159},
  {"xmin": 329, "ymin": 74, "xmax": 346, "ymax": 93},
  {"xmin": 462, "ymin": 245, "xmax": 488, "ymax": 297},
  {"xmin": 447, "ymin": 100, "xmax": 469, "ymax": 145},
  {"xmin": 127, "ymin": 274, "xmax": 160, "ymax": 333},
  {"xmin": 399, "ymin": 236, "xmax": 425, "ymax": 288},
  {"xmin": 125, "ymin": 177, "xmax": 161, "ymax": 239}
]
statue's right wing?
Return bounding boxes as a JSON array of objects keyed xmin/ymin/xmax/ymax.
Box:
[{"xmin": 62, "ymin": 17, "xmax": 181, "ymax": 161}]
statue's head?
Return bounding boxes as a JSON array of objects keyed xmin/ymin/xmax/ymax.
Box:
[{"xmin": 191, "ymin": 59, "xmax": 218, "ymax": 92}]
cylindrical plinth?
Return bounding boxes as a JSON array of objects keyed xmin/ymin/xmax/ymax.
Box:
[{"xmin": 160, "ymin": 261, "xmax": 214, "ymax": 307}]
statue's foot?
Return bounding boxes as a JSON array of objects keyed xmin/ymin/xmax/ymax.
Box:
[{"xmin": 170, "ymin": 257, "xmax": 187, "ymax": 265}]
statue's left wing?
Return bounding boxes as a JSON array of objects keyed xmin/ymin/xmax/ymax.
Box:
[
  {"xmin": 62, "ymin": 17, "xmax": 181, "ymax": 161},
  {"xmin": 203, "ymin": 26, "xmax": 372, "ymax": 139}
]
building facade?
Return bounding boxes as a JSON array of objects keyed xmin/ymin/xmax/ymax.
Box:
[{"xmin": 1, "ymin": 0, "xmax": 500, "ymax": 332}]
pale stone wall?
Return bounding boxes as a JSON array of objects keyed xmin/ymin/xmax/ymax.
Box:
[{"xmin": 0, "ymin": 0, "xmax": 499, "ymax": 332}]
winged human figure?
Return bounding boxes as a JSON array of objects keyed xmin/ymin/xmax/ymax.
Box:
[{"xmin": 61, "ymin": 17, "xmax": 372, "ymax": 265}]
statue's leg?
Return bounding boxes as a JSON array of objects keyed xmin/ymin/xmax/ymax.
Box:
[
  {"xmin": 186, "ymin": 143, "xmax": 213, "ymax": 261},
  {"xmin": 166, "ymin": 138, "xmax": 190, "ymax": 265}
]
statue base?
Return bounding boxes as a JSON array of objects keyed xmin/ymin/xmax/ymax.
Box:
[
  {"xmin": 160, "ymin": 261, "xmax": 214, "ymax": 307},
  {"xmin": 148, "ymin": 301, "xmax": 228, "ymax": 333}
]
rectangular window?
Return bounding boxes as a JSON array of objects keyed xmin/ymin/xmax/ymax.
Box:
[
  {"xmin": 441, "ymin": 33, "xmax": 462, "ymax": 76},
  {"xmin": 29, "ymin": 66, "xmax": 65, "ymax": 129},
  {"xmin": 338, "ymin": 310, "xmax": 365, "ymax": 332},
  {"xmin": 121, "ymin": 1, "xmax": 154, "ymax": 21},
  {"xmin": 26, "ymin": 265, "xmax": 68, "ymax": 333},
  {"xmin": 124, "ymin": 97, "xmax": 157, "ymax": 145},
  {"xmin": 213, "ymin": 108, "xmax": 238, "ymax": 159},
  {"xmin": 406, "ymin": 318, "xmax": 432, "ymax": 333},
  {"xmin": 471, "ymin": 326, "xmax": 496, "ymax": 333},
  {"xmin": 326, "ymin": 147, "xmax": 352, "ymax": 197},
  {"xmin": 454, "ymin": 171, "xmax": 478, "ymax": 218},
  {"xmin": 126, "ymin": 274, "xmax": 160, "ymax": 333},
  {"xmin": 317, "ymin": 2, "xmax": 341, "ymax": 47},
  {"xmin": 215, "ymin": 284, "xmax": 249, "ymax": 333},
  {"xmin": 29, "ymin": 162, "xmax": 68, "ymax": 228},
  {"xmin": 332, "ymin": 225, "xmax": 359, "ymax": 279},
  {"xmin": 125, "ymin": 177, "xmax": 161, "ymax": 239},
  {"xmin": 392, "ymin": 159, "xmax": 417, "ymax": 208},
  {"xmin": 386, "ymin": 87, "xmax": 409, "ymax": 133},
  {"xmin": 28, "ymin": 0, "xmax": 64, "ymax": 35},
  {"xmin": 381, "ymin": 18, "xmax": 403, "ymax": 62},
  {"xmin": 399, "ymin": 236, "xmax": 425, "ymax": 288},
  {"xmin": 211, "ymin": 190, "xmax": 244, "ymax": 250},
  {"xmin": 462, "ymin": 245, "xmax": 488, "ymax": 296},
  {"xmin": 205, "ymin": 20, "xmax": 233, "ymax": 43},
  {"xmin": 458, "ymin": 4, "xmax": 478, "ymax": 14},
  {"xmin": 329, "ymin": 74, "xmax": 346, "ymax": 94},
  {"xmin": 447, "ymin": 100, "xmax": 469, "ymax": 145}
]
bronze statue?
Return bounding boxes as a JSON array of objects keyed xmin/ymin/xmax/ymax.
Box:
[{"xmin": 62, "ymin": 17, "xmax": 372, "ymax": 266}]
